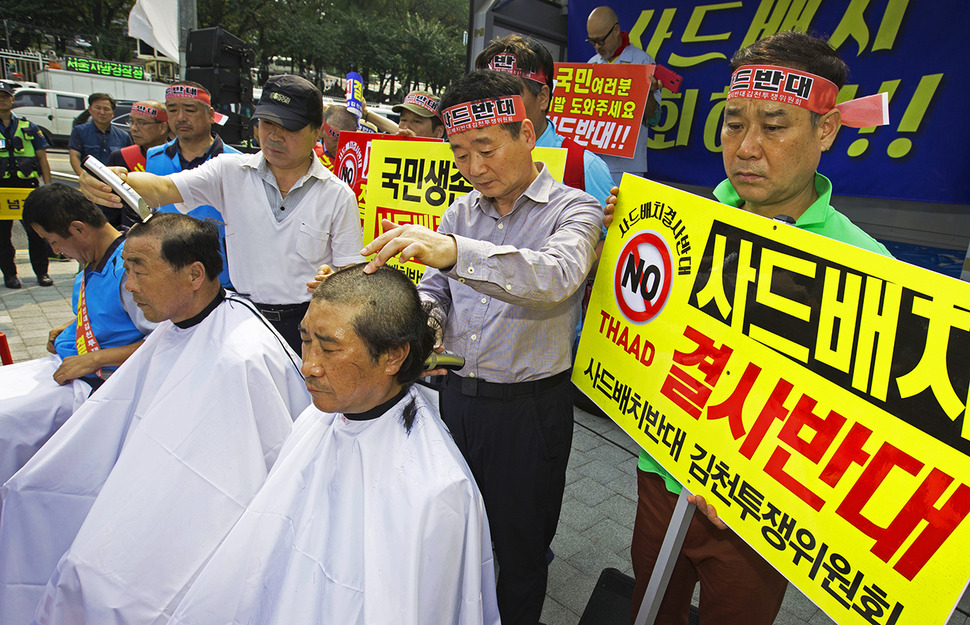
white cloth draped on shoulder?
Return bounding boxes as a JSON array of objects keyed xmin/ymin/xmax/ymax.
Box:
[
  {"xmin": 166, "ymin": 385, "xmax": 500, "ymax": 625},
  {"xmin": 0, "ymin": 355, "xmax": 91, "ymax": 499},
  {"xmin": 0, "ymin": 296, "xmax": 310, "ymax": 625}
]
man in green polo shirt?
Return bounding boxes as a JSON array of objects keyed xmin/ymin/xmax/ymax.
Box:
[{"xmin": 606, "ymin": 31, "xmax": 892, "ymax": 625}]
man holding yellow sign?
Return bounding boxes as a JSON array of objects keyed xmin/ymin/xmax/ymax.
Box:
[{"xmin": 603, "ymin": 31, "xmax": 893, "ymax": 625}]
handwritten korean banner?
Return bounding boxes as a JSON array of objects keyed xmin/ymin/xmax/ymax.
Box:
[
  {"xmin": 574, "ymin": 174, "xmax": 970, "ymax": 625},
  {"xmin": 566, "ymin": 0, "xmax": 969, "ymax": 204},
  {"xmin": 0, "ymin": 188, "xmax": 33, "ymax": 220},
  {"xmin": 364, "ymin": 140, "xmax": 567, "ymax": 284},
  {"xmin": 549, "ymin": 63, "xmax": 651, "ymax": 158}
]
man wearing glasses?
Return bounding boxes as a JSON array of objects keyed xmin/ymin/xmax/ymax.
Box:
[
  {"xmin": 586, "ymin": 5, "xmax": 662, "ymax": 183},
  {"xmin": 107, "ymin": 100, "xmax": 171, "ymax": 174}
]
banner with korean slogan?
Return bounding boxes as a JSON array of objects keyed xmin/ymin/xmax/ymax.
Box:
[
  {"xmin": 0, "ymin": 188, "xmax": 33, "ymax": 220},
  {"xmin": 565, "ymin": 0, "xmax": 970, "ymax": 205},
  {"xmin": 573, "ymin": 174, "xmax": 970, "ymax": 625},
  {"xmin": 548, "ymin": 63, "xmax": 653, "ymax": 158},
  {"xmin": 334, "ymin": 131, "xmax": 441, "ymax": 222},
  {"xmin": 364, "ymin": 140, "xmax": 567, "ymax": 284}
]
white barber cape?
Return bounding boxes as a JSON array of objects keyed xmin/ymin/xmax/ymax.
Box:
[
  {"xmin": 167, "ymin": 385, "xmax": 500, "ymax": 625},
  {"xmin": 0, "ymin": 294, "xmax": 310, "ymax": 625},
  {"xmin": 0, "ymin": 356, "xmax": 91, "ymax": 496}
]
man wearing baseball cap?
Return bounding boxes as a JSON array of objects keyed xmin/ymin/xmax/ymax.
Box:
[
  {"xmin": 147, "ymin": 81, "xmax": 240, "ymax": 287},
  {"xmin": 391, "ymin": 90, "xmax": 444, "ymax": 138},
  {"xmin": 78, "ymin": 74, "xmax": 363, "ymax": 352},
  {"xmin": 107, "ymin": 99, "xmax": 170, "ymax": 173}
]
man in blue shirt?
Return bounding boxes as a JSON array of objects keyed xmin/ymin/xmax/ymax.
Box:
[
  {"xmin": 68, "ymin": 93, "xmax": 132, "ymax": 175},
  {"xmin": 475, "ymin": 34, "xmax": 614, "ymax": 208},
  {"xmin": 147, "ymin": 81, "xmax": 239, "ymax": 288}
]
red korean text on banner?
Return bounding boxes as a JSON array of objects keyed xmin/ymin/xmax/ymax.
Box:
[{"xmin": 549, "ymin": 62, "xmax": 652, "ymax": 158}]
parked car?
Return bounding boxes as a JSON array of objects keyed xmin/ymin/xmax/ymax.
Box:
[{"xmin": 12, "ymin": 88, "xmax": 87, "ymax": 147}]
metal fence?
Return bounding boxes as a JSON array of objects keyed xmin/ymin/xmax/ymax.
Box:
[{"xmin": 0, "ymin": 49, "xmax": 44, "ymax": 83}]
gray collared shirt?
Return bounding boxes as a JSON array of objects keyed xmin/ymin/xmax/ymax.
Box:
[{"xmin": 419, "ymin": 164, "xmax": 602, "ymax": 383}]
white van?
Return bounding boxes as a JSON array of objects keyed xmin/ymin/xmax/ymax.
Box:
[{"xmin": 11, "ymin": 88, "xmax": 88, "ymax": 146}]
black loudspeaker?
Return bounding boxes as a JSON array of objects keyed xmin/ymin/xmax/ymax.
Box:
[
  {"xmin": 578, "ymin": 568, "xmax": 699, "ymax": 625},
  {"xmin": 214, "ymin": 112, "xmax": 251, "ymax": 147},
  {"xmin": 185, "ymin": 67, "xmax": 253, "ymax": 105},
  {"xmin": 186, "ymin": 27, "xmax": 253, "ymax": 68}
]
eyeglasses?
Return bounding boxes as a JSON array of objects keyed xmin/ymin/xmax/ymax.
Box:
[
  {"xmin": 586, "ymin": 23, "xmax": 618, "ymax": 46},
  {"xmin": 128, "ymin": 119, "xmax": 166, "ymax": 128}
]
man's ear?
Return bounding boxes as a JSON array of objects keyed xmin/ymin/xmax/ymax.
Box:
[
  {"xmin": 817, "ymin": 108, "xmax": 841, "ymax": 151},
  {"xmin": 187, "ymin": 260, "xmax": 207, "ymax": 289},
  {"xmin": 537, "ymin": 84, "xmax": 551, "ymax": 115},
  {"xmin": 384, "ymin": 343, "xmax": 410, "ymax": 376}
]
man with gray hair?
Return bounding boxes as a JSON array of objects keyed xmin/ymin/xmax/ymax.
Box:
[
  {"xmin": 0, "ymin": 213, "xmax": 309, "ymax": 625},
  {"xmin": 167, "ymin": 264, "xmax": 499, "ymax": 625}
]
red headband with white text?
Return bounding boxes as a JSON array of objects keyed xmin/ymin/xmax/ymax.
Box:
[
  {"xmin": 728, "ymin": 65, "xmax": 888, "ymax": 128},
  {"xmin": 131, "ymin": 103, "xmax": 168, "ymax": 122},
  {"xmin": 441, "ymin": 95, "xmax": 527, "ymax": 135},
  {"xmin": 403, "ymin": 92, "xmax": 439, "ymax": 115},
  {"xmin": 165, "ymin": 85, "xmax": 211, "ymax": 106},
  {"xmin": 487, "ymin": 53, "xmax": 549, "ymax": 85}
]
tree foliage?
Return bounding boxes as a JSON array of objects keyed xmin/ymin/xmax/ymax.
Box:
[{"xmin": 0, "ymin": 0, "xmax": 467, "ymax": 100}]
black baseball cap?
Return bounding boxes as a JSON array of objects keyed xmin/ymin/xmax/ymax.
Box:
[
  {"xmin": 0, "ymin": 82, "xmax": 15, "ymax": 96},
  {"xmin": 253, "ymin": 75, "xmax": 323, "ymax": 131}
]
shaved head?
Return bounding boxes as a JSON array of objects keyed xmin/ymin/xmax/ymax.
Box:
[{"xmin": 587, "ymin": 6, "xmax": 618, "ymax": 32}]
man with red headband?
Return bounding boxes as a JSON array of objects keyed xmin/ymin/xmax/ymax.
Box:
[
  {"xmin": 392, "ymin": 90, "xmax": 444, "ymax": 138},
  {"xmin": 317, "ymin": 104, "xmax": 359, "ymax": 172},
  {"xmin": 147, "ymin": 81, "xmax": 240, "ymax": 288},
  {"xmin": 618, "ymin": 31, "xmax": 891, "ymax": 625},
  {"xmin": 107, "ymin": 99, "xmax": 170, "ymax": 173},
  {"xmin": 362, "ymin": 70, "xmax": 602, "ymax": 625}
]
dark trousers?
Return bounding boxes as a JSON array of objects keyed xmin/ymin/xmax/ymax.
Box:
[
  {"xmin": 441, "ymin": 372, "xmax": 574, "ymax": 625},
  {"xmin": 0, "ymin": 219, "xmax": 48, "ymax": 279},
  {"xmin": 630, "ymin": 470, "xmax": 787, "ymax": 625}
]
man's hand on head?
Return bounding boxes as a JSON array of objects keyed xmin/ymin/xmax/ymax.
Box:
[
  {"xmin": 360, "ymin": 219, "xmax": 458, "ymax": 274},
  {"xmin": 306, "ymin": 264, "xmax": 334, "ymax": 293},
  {"xmin": 603, "ymin": 185, "xmax": 619, "ymax": 229}
]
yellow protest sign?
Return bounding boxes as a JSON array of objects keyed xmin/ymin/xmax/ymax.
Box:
[
  {"xmin": 363, "ymin": 140, "xmax": 567, "ymax": 283},
  {"xmin": 0, "ymin": 188, "xmax": 34, "ymax": 220},
  {"xmin": 574, "ymin": 174, "xmax": 970, "ymax": 625}
]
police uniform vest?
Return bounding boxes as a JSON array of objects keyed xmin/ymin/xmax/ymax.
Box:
[
  {"xmin": 53, "ymin": 238, "xmax": 147, "ymax": 373},
  {"xmin": 1, "ymin": 119, "xmax": 40, "ymax": 181}
]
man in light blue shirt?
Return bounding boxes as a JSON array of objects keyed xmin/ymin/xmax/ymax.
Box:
[{"xmin": 475, "ymin": 34, "xmax": 614, "ymax": 208}]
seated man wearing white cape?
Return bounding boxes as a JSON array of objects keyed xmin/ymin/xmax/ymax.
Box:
[
  {"xmin": 0, "ymin": 213, "xmax": 310, "ymax": 625},
  {"xmin": 0, "ymin": 184, "xmax": 156, "ymax": 493},
  {"xmin": 167, "ymin": 264, "xmax": 500, "ymax": 625}
]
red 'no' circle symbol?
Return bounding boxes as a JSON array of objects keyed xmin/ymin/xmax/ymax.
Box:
[{"xmin": 613, "ymin": 230, "xmax": 673, "ymax": 324}]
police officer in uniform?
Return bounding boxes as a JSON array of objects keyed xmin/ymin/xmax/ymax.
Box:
[{"xmin": 0, "ymin": 81, "xmax": 52, "ymax": 288}]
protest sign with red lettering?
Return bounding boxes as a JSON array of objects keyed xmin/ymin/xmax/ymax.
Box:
[{"xmin": 549, "ymin": 62, "xmax": 653, "ymax": 158}]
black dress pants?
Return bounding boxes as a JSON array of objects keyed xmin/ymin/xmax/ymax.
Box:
[{"xmin": 441, "ymin": 372, "xmax": 574, "ymax": 625}]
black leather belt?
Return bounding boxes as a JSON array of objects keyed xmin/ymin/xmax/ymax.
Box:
[
  {"xmin": 447, "ymin": 369, "xmax": 571, "ymax": 400},
  {"xmin": 254, "ymin": 302, "xmax": 310, "ymax": 321}
]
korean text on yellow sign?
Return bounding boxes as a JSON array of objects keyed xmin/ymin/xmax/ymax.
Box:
[
  {"xmin": 364, "ymin": 140, "xmax": 567, "ymax": 284},
  {"xmin": 574, "ymin": 174, "xmax": 970, "ymax": 625},
  {"xmin": 0, "ymin": 188, "xmax": 33, "ymax": 220}
]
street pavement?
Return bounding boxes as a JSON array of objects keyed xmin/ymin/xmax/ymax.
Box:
[{"xmin": 2, "ymin": 152, "xmax": 969, "ymax": 624}]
